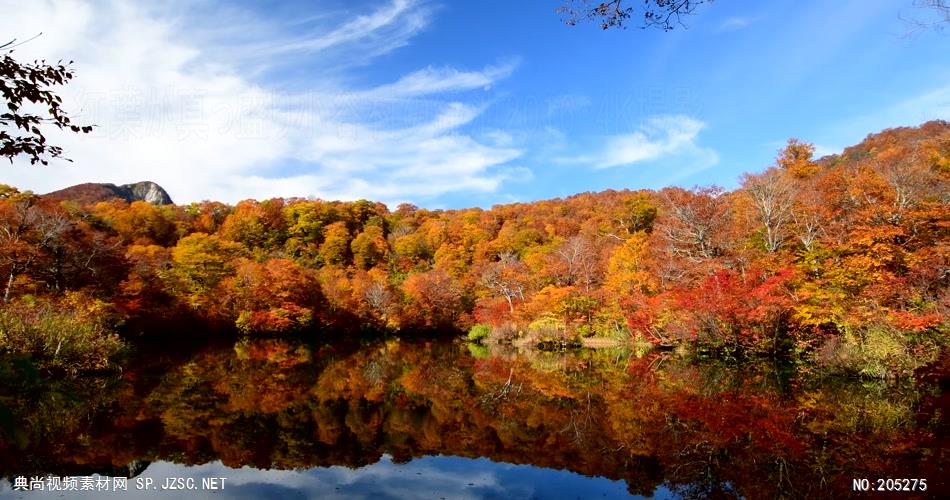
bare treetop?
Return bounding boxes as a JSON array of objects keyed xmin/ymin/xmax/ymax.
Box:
[
  {"xmin": 902, "ymin": 0, "xmax": 950, "ymax": 34},
  {"xmin": 557, "ymin": 0, "xmax": 709, "ymax": 31}
]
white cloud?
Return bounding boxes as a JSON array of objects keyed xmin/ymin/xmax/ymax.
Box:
[
  {"xmin": 268, "ymin": 0, "xmax": 424, "ymax": 55},
  {"xmin": 181, "ymin": 0, "xmax": 435, "ymax": 74},
  {"xmin": 550, "ymin": 115, "xmax": 718, "ymax": 186},
  {"xmin": 597, "ymin": 115, "xmax": 703, "ymax": 167},
  {"xmin": 717, "ymin": 16, "xmax": 753, "ymax": 32},
  {"xmin": 812, "ymin": 143, "xmax": 841, "ymax": 158},
  {"xmin": 366, "ymin": 61, "xmax": 519, "ymax": 98},
  {"xmin": 854, "ymin": 84, "xmax": 950, "ymax": 130},
  {"xmin": 0, "ymin": 0, "xmax": 521, "ymax": 207},
  {"xmin": 818, "ymin": 82, "xmax": 950, "ymax": 156},
  {"xmin": 591, "ymin": 115, "xmax": 718, "ymax": 169}
]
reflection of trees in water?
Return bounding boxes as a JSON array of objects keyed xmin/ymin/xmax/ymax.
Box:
[{"xmin": 0, "ymin": 340, "xmax": 946, "ymax": 497}]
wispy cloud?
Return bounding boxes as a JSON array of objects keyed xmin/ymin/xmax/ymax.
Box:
[
  {"xmin": 275, "ymin": 0, "xmax": 423, "ymax": 53},
  {"xmin": 178, "ymin": 0, "xmax": 435, "ymax": 74},
  {"xmin": 551, "ymin": 115, "xmax": 719, "ymax": 186},
  {"xmin": 856, "ymin": 83, "xmax": 950, "ymax": 129},
  {"xmin": 717, "ymin": 16, "xmax": 754, "ymax": 32},
  {"xmin": 818, "ymin": 82, "xmax": 950, "ymax": 153},
  {"xmin": 0, "ymin": 0, "xmax": 521, "ymax": 207},
  {"xmin": 596, "ymin": 115, "xmax": 708, "ymax": 168},
  {"xmin": 366, "ymin": 60, "xmax": 519, "ymax": 98},
  {"xmin": 812, "ymin": 143, "xmax": 841, "ymax": 158},
  {"xmin": 561, "ymin": 115, "xmax": 717, "ymax": 170}
]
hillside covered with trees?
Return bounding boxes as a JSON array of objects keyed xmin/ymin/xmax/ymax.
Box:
[{"xmin": 1, "ymin": 121, "xmax": 948, "ymax": 377}]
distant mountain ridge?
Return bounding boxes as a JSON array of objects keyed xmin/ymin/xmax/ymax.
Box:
[{"xmin": 44, "ymin": 181, "xmax": 173, "ymax": 206}]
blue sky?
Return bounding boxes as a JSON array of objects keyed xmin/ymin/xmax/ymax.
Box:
[
  {"xmin": 0, "ymin": 455, "xmax": 672, "ymax": 499},
  {"xmin": 2, "ymin": 0, "xmax": 948, "ymax": 208}
]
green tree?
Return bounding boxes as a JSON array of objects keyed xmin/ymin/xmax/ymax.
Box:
[
  {"xmin": 167, "ymin": 233, "xmax": 245, "ymax": 309},
  {"xmin": 319, "ymin": 221, "xmax": 351, "ymax": 267},
  {"xmin": 351, "ymin": 225, "xmax": 389, "ymax": 270}
]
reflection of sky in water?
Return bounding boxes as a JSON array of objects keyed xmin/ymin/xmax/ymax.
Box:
[{"xmin": 0, "ymin": 455, "xmax": 674, "ymax": 499}]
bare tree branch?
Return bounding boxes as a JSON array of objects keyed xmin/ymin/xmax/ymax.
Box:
[
  {"xmin": 901, "ymin": 0, "xmax": 950, "ymax": 35},
  {"xmin": 557, "ymin": 0, "xmax": 709, "ymax": 31}
]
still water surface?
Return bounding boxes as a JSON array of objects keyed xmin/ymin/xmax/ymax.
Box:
[{"xmin": 0, "ymin": 337, "xmax": 946, "ymax": 498}]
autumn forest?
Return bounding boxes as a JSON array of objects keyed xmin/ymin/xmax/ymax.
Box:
[
  {"xmin": 3, "ymin": 0, "xmax": 950, "ymax": 496},
  {"xmin": 0, "ymin": 120, "xmax": 947, "ymax": 379}
]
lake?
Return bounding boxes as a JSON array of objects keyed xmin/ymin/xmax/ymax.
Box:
[{"xmin": 0, "ymin": 337, "xmax": 946, "ymax": 499}]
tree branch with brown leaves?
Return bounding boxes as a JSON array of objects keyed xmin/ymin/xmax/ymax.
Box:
[{"xmin": 1, "ymin": 37, "xmax": 93, "ymax": 165}]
